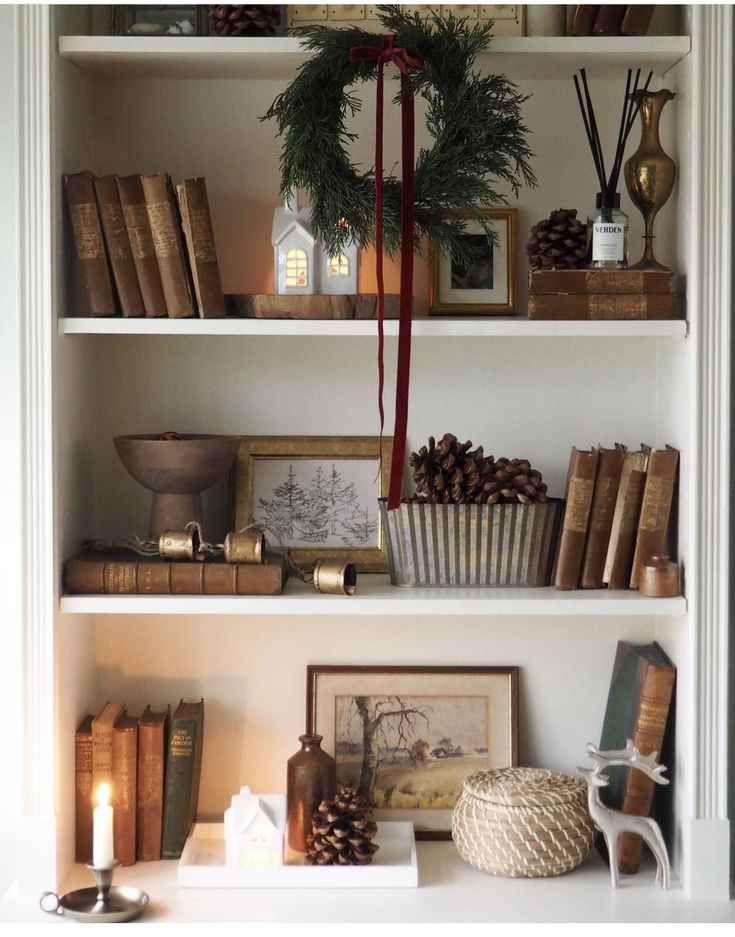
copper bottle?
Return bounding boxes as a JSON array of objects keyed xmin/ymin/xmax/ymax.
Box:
[
  {"xmin": 623, "ymin": 89, "xmax": 676, "ymax": 271},
  {"xmin": 286, "ymin": 734, "xmax": 336, "ymax": 852}
]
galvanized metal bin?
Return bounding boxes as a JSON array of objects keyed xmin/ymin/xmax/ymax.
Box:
[{"xmin": 378, "ymin": 499, "xmax": 563, "ymax": 587}]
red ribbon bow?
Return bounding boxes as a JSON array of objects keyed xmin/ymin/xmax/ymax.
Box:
[{"xmin": 349, "ymin": 36, "xmax": 423, "ymax": 510}]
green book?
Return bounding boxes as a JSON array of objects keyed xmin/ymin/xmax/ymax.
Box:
[{"xmin": 161, "ymin": 699, "xmax": 204, "ymax": 859}]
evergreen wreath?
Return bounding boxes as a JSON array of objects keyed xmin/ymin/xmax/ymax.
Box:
[{"xmin": 264, "ymin": 4, "xmax": 536, "ymax": 261}]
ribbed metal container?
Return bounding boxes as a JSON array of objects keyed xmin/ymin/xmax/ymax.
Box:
[{"xmin": 379, "ymin": 499, "xmax": 563, "ymax": 587}]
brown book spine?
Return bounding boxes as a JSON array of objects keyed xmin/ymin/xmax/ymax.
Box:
[
  {"xmin": 176, "ymin": 178, "xmax": 226, "ymax": 318},
  {"xmin": 75, "ymin": 714, "xmax": 94, "ymax": 863},
  {"xmin": 528, "ymin": 293, "xmax": 676, "ymax": 320},
  {"xmin": 65, "ymin": 553, "xmax": 285, "ymax": 595},
  {"xmin": 116, "ymin": 175, "xmax": 168, "ymax": 317},
  {"xmin": 111, "ymin": 713, "xmax": 138, "ymax": 866},
  {"xmin": 630, "ymin": 447, "xmax": 679, "ymax": 588},
  {"xmin": 63, "ymin": 171, "xmax": 116, "ymax": 316},
  {"xmin": 528, "ymin": 269, "xmax": 673, "ymax": 295},
  {"xmin": 580, "ymin": 445, "xmax": 627, "ymax": 589},
  {"xmin": 616, "ymin": 664, "xmax": 676, "ymax": 873},
  {"xmin": 605, "ymin": 468, "xmax": 647, "ymax": 589},
  {"xmin": 571, "ymin": 4, "xmax": 600, "ymax": 35},
  {"xmin": 93, "ymin": 175, "xmax": 146, "ymax": 318},
  {"xmin": 136, "ymin": 706, "xmax": 169, "ymax": 862},
  {"xmin": 620, "ymin": 4, "xmax": 656, "ymax": 36},
  {"xmin": 553, "ymin": 447, "xmax": 599, "ymax": 590},
  {"xmin": 140, "ymin": 173, "xmax": 195, "ymax": 318},
  {"xmin": 593, "ymin": 4, "xmax": 626, "ymax": 34},
  {"xmin": 92, "ymin": 702, "xmax": 126, "ymax": 791}
]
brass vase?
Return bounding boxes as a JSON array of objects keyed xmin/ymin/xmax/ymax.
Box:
[
  {"xmin": 286, "ymin": 734, "xmax": 336, "ymax": 852},
  {"xmin": 623, "ymin": 89, "xmax": 676, "ymax": 271}
]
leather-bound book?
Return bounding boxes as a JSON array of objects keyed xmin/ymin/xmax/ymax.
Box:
[
  {"xmin": 64, "ymin": 551, "xmax": 286, "ymax": 595},
  {"xmin": 599, "ymin": 641, "xmax": 676, "ymax": 874},
  {"xmin": 176, "ymin": 177, "xmax": 226, "ymax": 318},
  {"xmin": 580, "ymin": 444, "xmax": 627, "ymax": 589},
  {"xmin": 91, "ymin": 701, "xmax": 126, "ymax": 792},
  {"xmin": 570, "ymin": 5, "xmax": 600, "ymax": 35},
  {"xmin": 603, "ymin": 449, "xmax": 649, "ymax": 589},
  {"xmin": 528, "ymin": 269, "xmax": 673, "ymax": 295},
  {"xmin": 117, "ymin": 175, "xmax": 168, "ymax": 317},
  {"xmin": 553, "ymin": 446, "xmax": 598, "ymax": 590},
  {"xmin": 621, "ymin": 5, "xmax": 656, "ymax": 36},
  {"xmin": 93, "ymin": 175, "xmax": 145, "ymax": 317},
  {"xmin": 629, "ymin": 446, "xmax": 679, "ymax": 588},
  {"xmin": 63, "ymin": 171, "xmax": 116, "ymax": 316},
  {"xmin": 75, "ymin": 713, "xmax": 94, "ymax": 863},
  {"xmin": 161, "ymin": 699, "xmax": 204, "ymax": 859},
  {"xmin": 527, "ymin": 293, "xmax": 675, "ymax": 320},
  {"xmin": 593, "ymin": 4, "xmax": 626, "ymax": 35},
  {"xmin": 141, "ymin": 172, "xmax": 195, "ymax": 317},
  {"xmin": 137, "ymin": 705, "xmax": 170, "ymax": 861},
  {"xmin": 111, "ymin": 711, "xmax": 138, "ymax": 866}
]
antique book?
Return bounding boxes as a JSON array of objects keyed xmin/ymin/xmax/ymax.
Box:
[
  {"xmin": 592, "ymin": 4, "xmax": 626, "ymax": 34},
  {"xmin": 137, "ymin": 705, "xmax": 170, "ymax": 862},
  {"xmin": 580, "ymin": 444, "xmax": 627, "ymax": 589},
  {"xmin": 93, "ymin": 175, "xmax": 146, "ymax": 318},
  {"xmin": 91, "ymin": 701, "xmax": 126, "ymax": 792},
  {"xmin": 527, "ymin": 293, "xmax": 676, "ymax": 320},
  {"xmin": 528, "ymin": 269, "xmax": 673, "ymax": 295},
  {"xmin": 629, "ymin": 446, "xmax": 679, "ymax": 588},
  {"xmin": 75, "ymin": 713, "xmax": 94, "ymax": 863},
  {"xmin": 116, "ymin": 174, "xmax": 168, "ymax": 317},
  {"xmin": 176, "ymin": 177, "xmax": 226, "ymax": 318},
  {"xmin": 161, "ymin": 699, "xmax": 204, "ymax": 860},
  {"xmin": 140, "ymin": 172, "xmax": 195, "ymax": 318},
  {"xmin": 620, "ymin": 5, "xmax": 656, "ymax": 36},
  {"xmin": 553, "ymin": 446, "xmax": 599, "ymax": 590},
  {"xmin": 570, "ymin": 5, "xmax": 600, "ymax": 35},
  {"xmin": 63, "ymin": 170, "xmax": 116, "ymax": 317},
  {"xmin": 227, "ymin": 293, "xmax": 401, "ymax": 320},
  {"xmin": 603, "ymin": 449, "xmax": 650, "ymax": 589},
  {"xmin": 111, "ymin": 711, "xmax": 138, "ymax": 866},
  {"xmin": 599, "ymin": 641, "xmax": 676, "ymax": 874},
  {"xmin": 64, "ymin": 551, "xmax": 285, "ymax": 596}
]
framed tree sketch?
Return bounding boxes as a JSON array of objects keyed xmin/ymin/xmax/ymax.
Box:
[
  {"xmin": 234, "ymin": 436, "xmax": 392, "ymax": 572},
  {"xmin": 307, "ymin": 665, "xmax": 519, "ymax": 838},
  {"xmin": 429, "ymin": 208, "xmax": 517, "ymax": 315}
]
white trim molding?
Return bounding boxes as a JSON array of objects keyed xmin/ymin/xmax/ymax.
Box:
[{"xmin": 686, "ymin": 3, "xmax": 732, "ymax": 901}]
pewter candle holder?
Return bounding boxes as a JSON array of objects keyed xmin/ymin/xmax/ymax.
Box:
[{"xmin": 40, "ymin": 861, "xmax": 149, "ymax": 923}]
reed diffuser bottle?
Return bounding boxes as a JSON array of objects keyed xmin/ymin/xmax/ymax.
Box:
[{"xmin": 589, "ymin": 192, "xmax": 628, "ymax": 269}]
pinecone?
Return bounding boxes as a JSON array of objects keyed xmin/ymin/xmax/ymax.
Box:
[
  {"xmin": 209, "ymin": 5, "xmax": 282, "ymax": 36},
  {"xmin": 407, "ymin": 433, "xmax": 548, "ymax": 505},
  {"xmin": 305, "ymin": 788, "xmax": 379, "ymax": 866},
  {"xmin": 527, "ymin": 208, "xmax": 588, "ymax": 270}
]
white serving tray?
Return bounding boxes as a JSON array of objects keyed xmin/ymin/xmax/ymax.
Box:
[{"xmin": 177, "ymin": 821, "xmax": 418, "ymax": 888}]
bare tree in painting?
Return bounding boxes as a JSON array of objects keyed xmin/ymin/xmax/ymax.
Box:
[{"xmin": 342, "ymin": 696, "xmax": 431, "ymax": 805}]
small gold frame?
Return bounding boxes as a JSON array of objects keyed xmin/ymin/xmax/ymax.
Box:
[
  {"xmin": 234, "ymin": 436, "xmax": 393, "ymax": 573},
  {"xmin": 429, "ymin": 208, "xmax": 517, "ymax": 316}
]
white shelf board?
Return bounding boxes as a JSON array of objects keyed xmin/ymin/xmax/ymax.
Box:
[
  {"xmin": 59, "ymin": 316, "xmax": 689, "ymax": 338},
  {"xmin": 58, "ymin": 35, "xmax": 691, "ymax": 81},
  {"xmin": 59, "ymin": 576, "xmax": 687, "ymax": 616},
  {"xmin": 6, "ymin": 845, "xmax": 735, "ymax": 923}
]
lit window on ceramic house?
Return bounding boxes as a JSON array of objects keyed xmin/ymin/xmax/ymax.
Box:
[
  {"xmin": 329, "ymin": 253, "xmax": 350, "ymax": 278},
  {"xmin": 285, "ymin": 248, "xmax": 308, "ymax": 288}
]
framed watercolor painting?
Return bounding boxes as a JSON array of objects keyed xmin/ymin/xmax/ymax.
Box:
[
  {"xmin": 307, "ymin": 664, "xmax": 519, "ymax": 838},
  {"xmin": 429, "ymin": 208, "xmax": 517, "ymax": 315},
  {"xmin": 234, "ymin": 436, "xmax": 392, "ymax": 573}
]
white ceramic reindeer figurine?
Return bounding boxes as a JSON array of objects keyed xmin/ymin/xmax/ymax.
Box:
[{"xmin": 578, "ymin": 740, "xmax": 671, "ymax": 889}]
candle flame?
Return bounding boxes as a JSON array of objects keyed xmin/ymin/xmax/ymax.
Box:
[{"xmin": 96, "ymin": 782, "xmax": 111, "ymax": 807}]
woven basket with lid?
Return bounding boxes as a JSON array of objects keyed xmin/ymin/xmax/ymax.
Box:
[{"xmin": 452, "ymin": 767, "xmax": 595, "ymax": 878}]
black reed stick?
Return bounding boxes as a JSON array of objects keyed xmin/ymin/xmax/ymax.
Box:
[{"xmin": 573, "ymin": 74, "xmax": 606, "ymax": 193}]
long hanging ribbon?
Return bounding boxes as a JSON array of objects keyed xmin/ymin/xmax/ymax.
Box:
[{"xmin": 349, "ymin": 35, "xmax": 422, "ymax": 510}]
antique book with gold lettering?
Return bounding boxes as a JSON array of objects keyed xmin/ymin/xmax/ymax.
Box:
[
  {"xmin": 93, "ymin": 175, "xmax": 146, "ymax": 317},
  {"xmin": 91, "ymin": 701, "xmax": 126, "ymax": 793},
  {"xmin": 599, "ymin": 641, "xmax": 676, "ymax": 874},
  {"xmin": 629, "ymin": 446, "xmax": 679, "ymax": 588},
  {"xmin": 176, "ymin": 177, "xmax": 226, "ymax": 318},
  {"xmin": 161, "ymin": 699, "xmax": 204, "ymax": 859},
  {"xmin": 116, "ymin": 174, "xmax": 168, "ymax": 317},
  {"xmin": 111, "ymin": 711, "xmax": 139, "ymax": 866},
  {"xmin": 580, "ymin": 444, "xmax": 627, "ymax": 589},
  {"xmin": 63, "ymin": 170, "xmax": 116, "ymax": 316},
  {"xmin": 603, "ymin": 448, "xmax": 650, "ymax": 589},
  {"xmin": 553, "ymin": 446, "xmax": 599, "ymax": 590},
  {"xmin": 137, "ymin": 705, "xmax": 170, "ymax": 862},
  {"xmin": 140, "ymin": 172, "xmax": 195, "ymax": 318}
]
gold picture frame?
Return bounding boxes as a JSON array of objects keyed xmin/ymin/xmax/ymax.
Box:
[
  {"xmin": 429, "ymin": 208, "xmax": 517, "ymax": 316},
  {"xmin": 234, "ymin": 436, "xmax": 392, "ymax": 573},
  {"xmin": 307, "ymin": 664, "xmax": 520, "ymax": 838}
]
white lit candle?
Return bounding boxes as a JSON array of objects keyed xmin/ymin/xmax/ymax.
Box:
[{"xmin": 93, "ymin": 782, "xmax": 114, "ymax": 869}]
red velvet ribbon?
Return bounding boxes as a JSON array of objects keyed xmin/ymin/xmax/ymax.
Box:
[{"xmin": 349, "ymin": 36, "xmax": 422, "ymax": 509}]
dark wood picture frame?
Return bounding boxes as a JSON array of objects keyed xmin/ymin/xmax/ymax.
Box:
[{"xmin": 307, "ymin": 664, "xmax": 519, "ymax": 840}]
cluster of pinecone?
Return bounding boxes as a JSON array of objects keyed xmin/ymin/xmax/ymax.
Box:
[
  {"xmin": 407, "ymin": 433, "xmax": 548, "ymax": 505},
  {"xmin": 527, "ymin": 208, "xmax": 588, "ymax": 270},
  {"xmin": 209, "ymin": 5, "xmax": 282, "ymax": 36},
  {"xmin": 305, "ymin": 788, "xmax": 379, "ymax": 866}
]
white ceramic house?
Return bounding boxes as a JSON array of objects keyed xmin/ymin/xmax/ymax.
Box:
[{"xmin": 224, "ymin": 786, "xmax": 287, "ymax": 868}]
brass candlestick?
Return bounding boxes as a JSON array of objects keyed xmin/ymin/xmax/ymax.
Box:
[{"xmin": 40, "ymin": 862, "xmax": 149, "ymax": 923}]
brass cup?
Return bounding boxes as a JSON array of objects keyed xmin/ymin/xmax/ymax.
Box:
[
  {"xmin": 223, "ymin": 530, "xmax": 264, "ymax": 564},
  {"xmin": 312, "ymin": 560, "xmax": 357, "ymax": 595},
  {"xmin": 158, "ymin": 527, "xmax": 200, "ymax": 561}
]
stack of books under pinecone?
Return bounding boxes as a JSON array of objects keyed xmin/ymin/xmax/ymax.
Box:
[
  {"xmin": 553, "ymin": 443, "xmax": 679, "ymax": 590},
  {"xmin": 75, "ymin": 699, "xmax": 204, "ymax": 865},
  {"xmin": 64, "ymin": 171, "xmax": 225, "ymax": 318}
]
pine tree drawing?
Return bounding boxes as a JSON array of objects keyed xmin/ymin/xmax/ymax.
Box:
[{"xmin": 258, "ymin": 465, "xmax": 307, "ymax": 539}]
